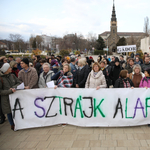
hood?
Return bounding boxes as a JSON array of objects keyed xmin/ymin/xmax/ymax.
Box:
[{"xmin": 91, "ymin": 70, "xmax": 103, "ymax": 79}]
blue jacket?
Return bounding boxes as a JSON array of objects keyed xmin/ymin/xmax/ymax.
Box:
[
  {"xmin": 17, "ymin": 63, "xmax": 22, "ymax": 70},
  {"xmin": 70, "ymin": 63, "xmax": 77, "ymax": 78}
]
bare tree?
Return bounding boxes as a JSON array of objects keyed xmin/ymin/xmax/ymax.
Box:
[
  {"xmin": 9, "ymin": 34, "xmax": 26, "ymax": 52},
  {"xmin": 144, "ymin": 16, "xmax": 149, "ymax": 37},
  {"xmin": 36, "ymin": 35, "xmax": 43, "ymax": 49}
]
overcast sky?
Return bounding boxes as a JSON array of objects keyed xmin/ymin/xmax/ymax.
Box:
[{"xmin": 0, "ymin": 0, "xmax": 150, "ymax": 41}]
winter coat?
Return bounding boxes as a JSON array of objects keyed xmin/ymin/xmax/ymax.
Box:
[
  {"xmin": 125, "ymin": 65, "xmax": 134, "ymax": 74},
  {"xmin": 51, "ymin": 70, "xmax": 73, "ymax": 88},
  {"xmin": 70, "ymin": 63, "xmax": 77, "ymax": 87},
  {"xmin": 0, "ymin": 72, "xmax": 22, "ymax": 114},
  {"xmin": 139, "ymin": 77, "xmax": 150, "ymax": 88},
  {"xmin": 129, "ymin": 72, "xmax": 145, "ymax": 87},
  {"xmin": 102, "ymin": 65, "xmax": 112, "ymax": 88},
  {"xmin": 114, "ymin": 77, "xmax": 134, "ymax": 88},
  {"xmin": 18, "ymin": 67, "xmax": 38, "ymax": 89},
  {"xmin": 110, "ymin": 65, "xmax": 123, "ymax": 86},
  {"xmin": 17, "ymin": 63, "xmax": 22, "ymax": 70},
  {"xmin": 38, "ymin": 70, "xmax": 54, "ymax": 88},
  {"xmin": 85, "ymin": 70, "xmax": 107, "ymax": 88},
  {"xmin": 141, "ymin": 63, "xmax": 150, "ymax": 72},
  {"xmin": 75, "ymin": 65, "xmax": 89, "ymax": 88}
]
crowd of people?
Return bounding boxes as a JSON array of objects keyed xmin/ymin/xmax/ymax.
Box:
[{"xmin": 0, "ymin": 52, "xmax": 150, "ymax": 130}]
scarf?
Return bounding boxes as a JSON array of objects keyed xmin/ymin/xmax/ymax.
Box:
[
  {"xmin": 93, "ymin": 72, "xmax": 98, "ymax": 77},
  {"xmin": 122, "ymin": 78, "xmax": 131, "ymax": 88}
]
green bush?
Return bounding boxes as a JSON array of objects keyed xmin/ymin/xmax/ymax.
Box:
[
  {"xmin": 94, "ymin": 50, "xmax": 104, "ymax": 55},
  {"xmin": 75, "ymin": 51, "xmax": 80, "ymax": 55},
  {"xmin": 59, "ymin": 49, "xmax": 70, "ymax": 58}
]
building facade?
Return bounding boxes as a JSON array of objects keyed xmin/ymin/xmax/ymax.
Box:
[{"xmin": 141, "ymin": 36, "xmax": 150, "ymax": 53}]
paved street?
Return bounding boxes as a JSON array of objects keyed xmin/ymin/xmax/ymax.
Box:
[{"xmin": 1, "ymin": 119, "xmax": 150, "ymax": 150}]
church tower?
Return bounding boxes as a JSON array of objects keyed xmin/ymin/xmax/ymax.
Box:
[
  {"xmin": 107, "ymin": 0, "xmax": 120, "ymax": 53},
  {"xmin": 111, "ymin": 0, "xmax": 117, "ymax": 35}
]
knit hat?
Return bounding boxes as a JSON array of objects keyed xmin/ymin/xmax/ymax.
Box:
[
  {"xmin": 22, "ymin": 58, "xmax": 29, "ymax": 65},
  {"xmin": 115, "ymin": 57, "xmax": 119, "ymax": 63},
  {"xmin": 0, "ymin": 63, "xmax": 10, "ymax": 73},
  {"xmin": 89, "ymin": 56, "xmax": 93, "ymax": 60},
  {"xmin": 10, "ymin": 61, "xmax": 17, "ymax": 68}
]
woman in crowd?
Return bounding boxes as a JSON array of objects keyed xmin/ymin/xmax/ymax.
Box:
[
  {"xmin": 51, "ymin": 63, "xmax": 73, "ymax": 88},
  {"xmin": 103, "ymin": 59, "xmax": 112, "ymax": 88},
  {"xmin": 0, "ymin": 63, "xmax": 22, "ymax": 130},
  {"xmin": 75, "ymin": 58, "xmax": 89, "ymax": 88},
  {"xmin": 10, "ymin": 61, "xmax": 19, "ymax": 77},
  {"xmin": 85, "ymin": 62, "xmax": 106, "ymax": 89},
  {"xmin": 59, "ymin": 58, "xmax": 68, "ymax": 70},
  {"xmin": 38, "ymin": 63, "xmax": 54, "ymax": 88},
  {"xmin": 114, "ymin": 70, "xmax": 134, "ymax": 88},
  {"xmin": 129, "ymin": 64, "xmax": 145, "ymax": 87},
  {"xmin": 139, "ymin": 68, "xmax": 150, "ymax": 88},
  {"xmin": 110, "ymin": 57, "xmax": 123, "ymax": 86}
]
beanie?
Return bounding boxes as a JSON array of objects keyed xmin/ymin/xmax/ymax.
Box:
[
  {"xmin": 22, "ymin": 58, "xmax": 29, "ymax": 65},
  {"xmin": 0, "ymin": 63, "xmax": 10, "ymax": 73}
]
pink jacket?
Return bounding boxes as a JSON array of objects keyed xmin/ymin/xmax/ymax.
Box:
[{"xmin": 139, "ymin": 77, "xmax": 150, "ymax": 88}]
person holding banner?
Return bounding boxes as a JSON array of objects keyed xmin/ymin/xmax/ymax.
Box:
[
  {"xmin": 0, "ymin": 63, "xmax": 22, "ymax": 130},
  {"xmin": 18, "ymin": 58, "xmax": 39, "ymax": 89},
  {"xmin": 139, "ymin": 68, "xmax": 150, "ymax": 88},
  {"xmin": 129, "ymin": 64, "xmax": 145, "ymax": 87},
  {"xmin": 51, "ymin": 63, "xmax": 73, "ymax": 88},
  {"xmin": 38, "ymin": 63, "xmax": 54, "ymax": 88},
  {"xmin": 110, "ymin": 57, "xmax": 123, "ymax": 86},
  {"xmin": 75, "ymin": 58, "xmax": 89, "ymax": 88},
  {"xmin": 114, "ymin": 70, "xmax": 134, "ymax": 88},
  {"xmin": 85, "ymin": 62, "xmax": 107, "ymax": 89}
]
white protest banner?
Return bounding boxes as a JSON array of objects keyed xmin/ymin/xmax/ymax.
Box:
[
  {"xmin": 117, "ymin": 45, "xmax": 136, "ymax": 53},
  {"xmin": 9, "ymin": 88, "xmax": 150, "ymax": 131}
]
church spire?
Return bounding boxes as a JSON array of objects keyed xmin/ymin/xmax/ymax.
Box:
[{"xmin": 111, "ymin": 0, "xmax": 117, "ymax": 22}]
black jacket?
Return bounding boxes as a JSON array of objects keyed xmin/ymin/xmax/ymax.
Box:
[
  {"xmin": 114, "ymin": 77, "xmax": 134, "ymax": 88},
  {"xmin": 75, "ymin": 65, "xmax": 89, "ymax": 88},
  {"xmin": 102, "ymin": 65, "xmax": 112, "ymax": 88},
  {"xmin": 110, "ymin": 65, "xmax": 123, "ymax": 86}
]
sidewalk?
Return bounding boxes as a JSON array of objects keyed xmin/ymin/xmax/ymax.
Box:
[{"xmin": 1, "ymin": 120, "xmax": 150, "ymax": 150}]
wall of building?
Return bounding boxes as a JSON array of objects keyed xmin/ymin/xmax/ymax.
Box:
[{"xmin": 141, "ymin": 36, "xmax": 150, "ymax": 54}]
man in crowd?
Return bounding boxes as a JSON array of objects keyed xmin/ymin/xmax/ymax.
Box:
[
  {"xmin": 119, "ymin": 55, "xmax": 125, "ymax": 68},
  {"xmin": 134, "ymin": 57, "xmax": 141, "ymax": 65},
  {"xmin": 18, "ymin": 58, "xmax": 38, "ymax": 89},
  {"xmin": 141, "ymin": 56, "xmax": 150, "ymax": 72},
  {"xmin": 8, "ymin": 55, "xmax": 13, "ymax": 63},
  {"xmin": 110, "ymin": 56, "xmax": 115, "ymax": 67},
  {"xmin": 125, "ymin": 58, "xmax": 134, "ymax": 74},
  {"xmin": 50, "ymin": 54, "xmax": 59, "ymax": 73},
  {"xmin": 135, "ymin": 53, "xmax": 143, "ymax": 64},
  {"xmin": 16, "ymin": 57, "xmax": 22, "ymax": 70},
  {"xmin": 70, "ymin": 58, "xmax": 77, "ymax": 87}
]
